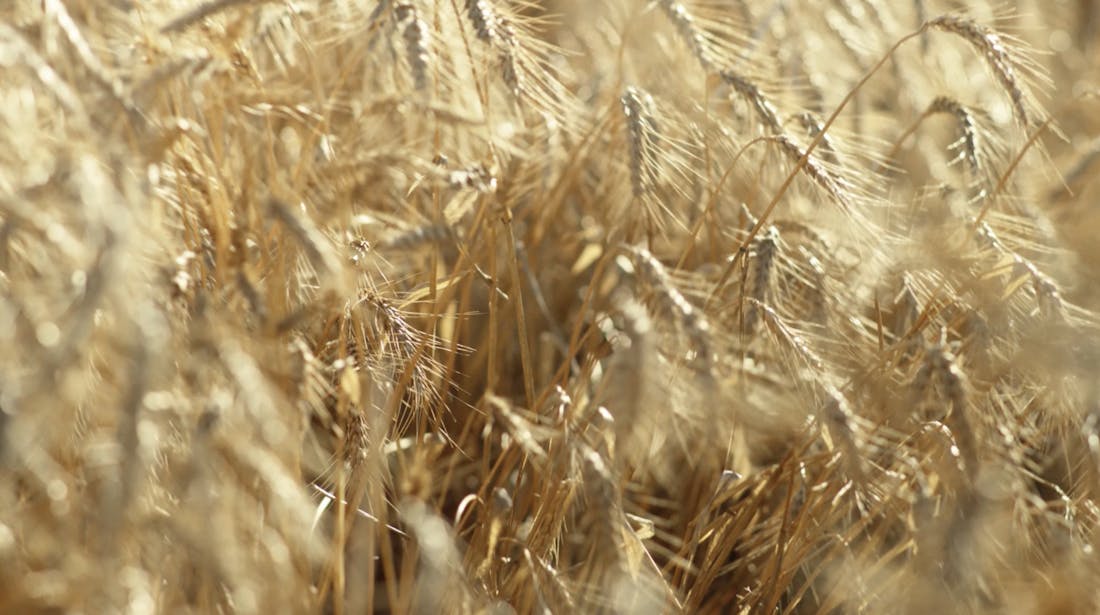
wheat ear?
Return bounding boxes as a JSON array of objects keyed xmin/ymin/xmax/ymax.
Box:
[
  {"xmin": 44, "ymin": 0, "xmax": 140, "ymax": 122},
  {"xmin": 266, "ymin": 198, "xmax": 344, "ymax": 288},
  {"xmin": 929, "ymin": 96, "xmax": 983, "ymax": 174},
  {"xmin": 382, "ymin": 224, "xmax": 455, "ymax": 251},
  {"xmin": 629, "ymin": 246, "xmax": 712, "ymax": 367},
  {"xmin": 795, "ymin": 111, "xmax": 839, "ymax": 165},
  {"xmin": 395, "ymin": 3, "xmax": 432, "ymax": 92},
  {"xmin": 465, "ymin": 0, "xmax": 523, "ymax": 94},
  {"xmin": 748, "ymin": 298, "xmax": 825, "ymax": 371},
  {"xmin": 743, "ymin": 226, "xmax": 779, "ymax": 335},
  {"xmin": 927, "ymin": 15, "xmax": 1036, "ymax": 129},
  {"xmin": 659, "ymin": 0, "xmax": 714, "ymax": 70},
  {"xmin": 885, "ymin": 96, "xmax": 984, "ymax": 177},
  {"xmin": 774, "ymin": 135, "xmax": 850, "ymax": 208},
  {"xmin": 974, "ymin": 222, "xmax": 1067, "ymax": 323},
  {"xmin": 912, "ymin": 331, "xmax": 977, "ymax": 471},
  {"xmin": 720, "ymin": 70, "xmax": 784, "ymax": 134},
  {"xmin": 622, "ymin": 87, "xmax": 661, "ymax": 199}
]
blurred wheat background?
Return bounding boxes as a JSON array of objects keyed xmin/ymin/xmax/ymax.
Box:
[{"xmin": 2, "ymin": 0, "xmax": 1100, "ymax": 613}]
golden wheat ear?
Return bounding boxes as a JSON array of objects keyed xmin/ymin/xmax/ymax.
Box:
[
  {"xmin": 925, "ymin": 14, "xmax": 1050, "ymax": 131},
  {"xmin": 459, "ymin": 0, "xmax": 588, "ymax": 135},
  {"xmin": 619, "ymin": 85, "xmax": 700, "ymax": 233},
  {"xmin": 886, "ymin": 95, "xmax": 1003, "ymax": 188},
  {"xmin": 625, "ymin": 244, "xmax": 712, "ymax": 369},
  {"xmin": 719, "ymin": 70, "xmax": 785, "ymax": 134},
  {"xmin": 394, "ymin": 3, "xmax": 433, "ymax": 92},
  {"xmin": 655, "ymin": 0, "xmax": 754, "ymax": 73}
]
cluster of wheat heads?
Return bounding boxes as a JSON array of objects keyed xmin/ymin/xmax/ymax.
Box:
[{"xmin": 2, "ymin": 0, "xmax": 1100, "ymax": 613}]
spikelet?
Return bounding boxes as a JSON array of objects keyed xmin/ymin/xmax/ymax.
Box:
[{"xmin": 466, "ymin": 0, "xmax": 504, "ymax": 45}]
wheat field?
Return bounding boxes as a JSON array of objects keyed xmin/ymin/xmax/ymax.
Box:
[{"xmin": 2, "ymin": 0, "xmax": 1100, "ymax": 613}]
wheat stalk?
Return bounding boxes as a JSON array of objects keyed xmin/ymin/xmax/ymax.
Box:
[{"xmin": 396, "ymin": 3, "xmax": 432, "ymax": 92}]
